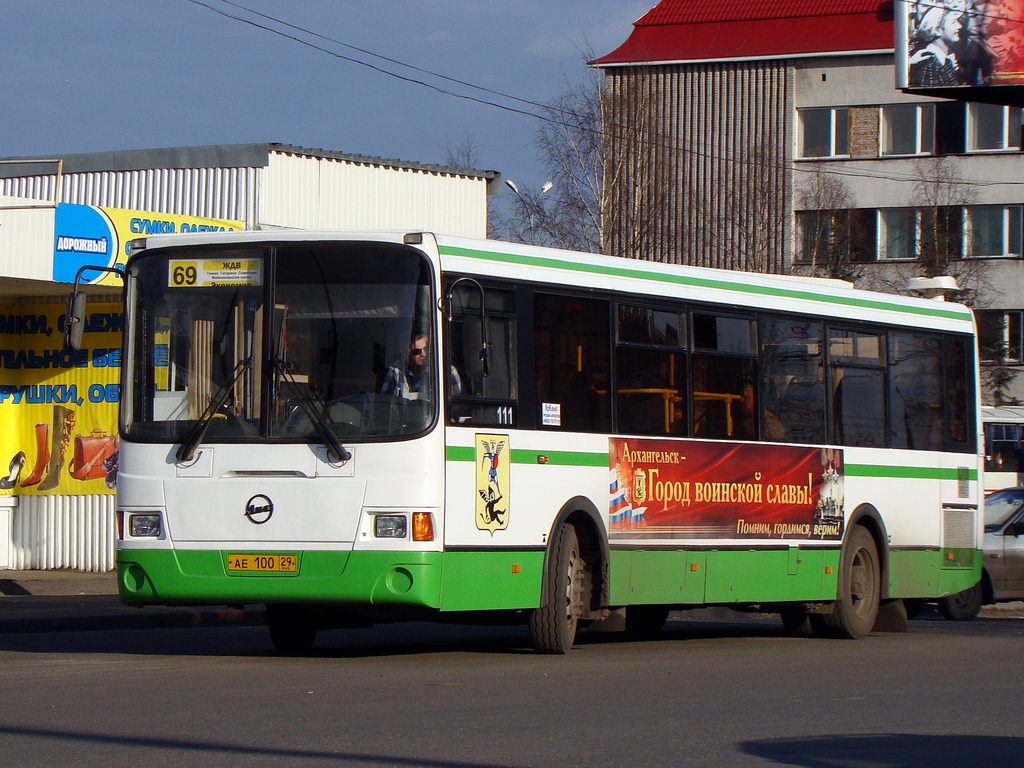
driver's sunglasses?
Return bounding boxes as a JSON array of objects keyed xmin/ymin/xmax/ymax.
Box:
[{"xmin": 412, "ymin": 346, "xmax": 427, "ymax": 355}]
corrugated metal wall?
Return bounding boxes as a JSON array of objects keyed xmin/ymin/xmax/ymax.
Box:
[
  {"xmin": 0, "ymin": 195, "xmax": 55, "ymax": 280},
  {"xmin": 8, "ymin": 495, "xmax": 115, "ymax": 572},
  {"xmin": 604, "ymin": 61, "xmax": 793, "ymax": 271},
  {"xmin": 1, "ymin": 157, "xmax": 488, "ymax": 237},
  {"xmin": 263, "ymin": 151, "xmax": 489, "ymax": 237},
  {"xmin": 0, "ymin": 167, "xmax": 261, "ymax": 227}
]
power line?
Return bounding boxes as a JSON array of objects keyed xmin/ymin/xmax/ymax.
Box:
[{"xmin": 182, "ymin": 0, "xmax": 1024, "ymax": 190}]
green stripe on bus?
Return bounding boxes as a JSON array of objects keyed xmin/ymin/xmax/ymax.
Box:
[
  {"xmin": 845, "ymin": 464, "xmax": 978, "ymax": 480},
  {"xmin": 446, "ymin": 445, "xmax": 608, "ymax": 466},
  {"xmin": 446, "ymin": 449, "xmax": 976, "ymax": 479},
  {"xmin": 510, "ymin": 449, "xmax": 609, "ymax": 466},
  {"xmin": 438, "ymin": 245, "xmax": 974, "ymax": 322}
]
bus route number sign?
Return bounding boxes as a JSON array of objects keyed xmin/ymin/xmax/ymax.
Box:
[
  {"xmin": 226, "ymin": 553, "xmax": 297, "ymax": 573},
  {"xmin": 168, "ymin": 258, "xmax": 262, "ymax": 288}
]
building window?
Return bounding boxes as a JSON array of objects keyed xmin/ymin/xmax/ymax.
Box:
[
  {"xmin": 878, "ymin": 208, "xmax": 918, "ymax": 260},
  {"xmin": 799, "ymin": 107, "xmax": 849, "ymax": 158},
  {"xmin": 795, "ymin": 210, "xmax": 840, "ymax": 263},
  {"xmin": 881, "ymin": 103, "xmax": 934, "ymax": 156},
  {"xmin": 968, "ymin": 103, "xmax": 1023, "ymax": 151},
  {"xmin": 965, "ymin": 205, "xmax": 1022, "ymax": 257},
  {"xmin": 977, "ymin": 310, "xmax": 1024, "ymax": 363},
  {"xmin": 795, "ymin": 209, "xmax": 878, "ymax": 263}
]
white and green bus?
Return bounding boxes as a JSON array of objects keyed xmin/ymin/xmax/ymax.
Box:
[{"xmin": 86, "ymin": 230, "xmax": 983, "ymax": 653}]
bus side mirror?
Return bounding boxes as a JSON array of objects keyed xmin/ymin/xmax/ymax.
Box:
[
  {"xmin": 64, "ymin": 291, "xmax": 87, "ymax": 351},
  {"xmin": 64, "ymin": 264, "xmax": 126, "ymax": 351}
]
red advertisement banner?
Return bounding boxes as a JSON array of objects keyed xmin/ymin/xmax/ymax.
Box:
[{"xmin": 609, "ymin": 438, "xmax": 844, "ymax": 541}]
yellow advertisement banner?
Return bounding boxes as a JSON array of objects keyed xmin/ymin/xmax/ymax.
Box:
[
  {"xmin": 53, "ymin": 203, "xmax": 243, "ymax": 286},
  {"xmin": 0, "ymin": 302, "xmax": 121, "ymax": 495}
]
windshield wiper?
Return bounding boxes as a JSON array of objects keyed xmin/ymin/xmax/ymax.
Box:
[
  {"xmin": 273, "ymin": 357, "xmax": 351, "ymax": 463},
  {"xmin": 176, "ymin": 357, "xmax": 253, "ymax": 463}
]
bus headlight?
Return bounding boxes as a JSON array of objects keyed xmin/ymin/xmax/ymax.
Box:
[
  {"xmin": 374, "ymin": 515, "xmax": 407, "ymax": 538},
  {"xmin": 129, "ymin": 513, "xmax": 162, "ymax": 538}
]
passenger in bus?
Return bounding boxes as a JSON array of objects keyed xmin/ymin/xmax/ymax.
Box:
[{"xmin": 381, "ymin": 332, "xmax": 462, "ymax": 400}]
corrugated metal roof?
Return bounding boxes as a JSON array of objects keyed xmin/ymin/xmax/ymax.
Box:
[
  {"xmin": 636, "ymin": 0, "xmax": 889, "ymax": 25},
  {"xmin": 592, "ymin": 0, "xmax": 894, "ymax": 65},
  {"xmin": 0, "ymin": 142, "xmax": 497, "ymax": 181}
]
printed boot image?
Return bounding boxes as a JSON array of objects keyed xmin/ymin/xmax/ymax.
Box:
[
  {"xmin": 19, "ymin": 423, "xmax": 50, "ymax": 487},
  {"xmin": 38, "ymin": 406, "xmax": 76, "ymax": 492},
  {"xmin": 0, "ymin": 451, "xmax": 26, "ymax": 489}
]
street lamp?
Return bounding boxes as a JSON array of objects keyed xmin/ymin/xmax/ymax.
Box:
[{"xmin": 504, "ymin": 179, "xmax": 554, "ymax": 235}]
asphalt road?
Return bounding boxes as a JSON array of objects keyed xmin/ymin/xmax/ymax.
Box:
[{"xmin": 0, "ymin": 612, "xmax": 1020, "ymax": 768}]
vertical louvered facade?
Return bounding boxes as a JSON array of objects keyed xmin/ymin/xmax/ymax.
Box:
[{"xmin": 602, "ymin": 61, "xmax": 793, "ymax": 272}]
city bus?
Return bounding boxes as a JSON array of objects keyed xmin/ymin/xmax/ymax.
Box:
[
  {"xmin": 982, "ymin": 405, "xmax": 1024, "ymax": 493},
  {"xmin": 72, "ymin": 230, "xmax": 983, "ymax": 653}
]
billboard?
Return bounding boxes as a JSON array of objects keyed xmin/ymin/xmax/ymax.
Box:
[
  {"xmin": 898, "ymin": 0, "xmax": 1024, "ymax": 89},
  {"xmin": 0, "ymin": 302, "xmax": 121, "ymax": 495},
  {"xmin": 53, "ymin": 203, "xmax": 242, "ymax": 287},
  {"xmin": 608, "ymin": 437, "xmax": 845, "ymax": 541}
]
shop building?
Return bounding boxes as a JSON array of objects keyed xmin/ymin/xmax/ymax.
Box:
[{"xmin": 0, "ymin": 143, "xmax": 497, "ymax": 570}]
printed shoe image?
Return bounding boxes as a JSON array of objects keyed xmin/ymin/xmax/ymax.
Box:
[
  {"xmin": 38, "ymin": 405, "xmax": 76, "ymax": 492},
  {"xmin": 20, "ymin": 423, "xmax": 50, "ymax": 487},
  {"xmin": 0, "ymin": 451, "xmax": 26, "ymax": 489}
]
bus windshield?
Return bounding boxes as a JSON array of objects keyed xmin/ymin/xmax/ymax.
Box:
[{"xmin": 123, "ymin": 241, "xmax": 436, "ymax": 444}]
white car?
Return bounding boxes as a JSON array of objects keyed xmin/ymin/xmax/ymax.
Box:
[{"xmin": 934, "ymin": 487, "xmax": 1024, "ymax": 620}]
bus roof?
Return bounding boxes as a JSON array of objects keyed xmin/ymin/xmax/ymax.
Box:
[
  {"xmin": 131, "ymin": 229, "xmax": 976, "ymax": 333},
  {"xmin": 434, "ymin": 234, "xmax": 976, "ymax": 333}
]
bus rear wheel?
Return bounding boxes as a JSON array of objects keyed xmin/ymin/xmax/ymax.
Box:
[
  {"xmin": 529, "ymin": 525, "xmax": 586, "ymax": 654},
  {"xmin": 266, "ymin": 604, "xmax": 318, "ymax": 655},
  {"xmin": 820, "ymin": 526, "xmax": 880, "ymax": 638},
  {"xmin": 937, "ymin": 582, "xmax": 983, "ymax": 621}
]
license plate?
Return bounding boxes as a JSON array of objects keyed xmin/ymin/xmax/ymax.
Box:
[{"xmin": 226, "ymin": 553, "xmax": 297, "ymax": 573}]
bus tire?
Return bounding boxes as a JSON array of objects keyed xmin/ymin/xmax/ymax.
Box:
[
  {"xmin": 937, "ymin": 582, "xmax": 983, "ymax": 621},
  {"xmin": 820, "ymin": 526, "xmax": 880, "ymax": 639},
  {"xmin": 266, "ymin": 604, "xmax": 318, "ymax": 655},
  {"xmin": 625, "ymin": 605, "xmax": 670, "ymax": 638},
  {"xmin": 529, "ymin": 525, "xmax": 586, "ymax": 654}
]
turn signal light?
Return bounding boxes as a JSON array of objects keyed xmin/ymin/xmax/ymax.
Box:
[{"xmin": 412, "ymin": 512, "xmax": 434, "ymax": 541}]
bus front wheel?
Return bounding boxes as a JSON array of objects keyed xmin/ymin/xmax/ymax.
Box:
[
  {"xmin": 266, "ymin": 604, "xmax": 318, "ymax": 655},
  {"xmin": 820, "ymin": 526, "xmax": 880, "ymax": 638},
  {"xmin": 529, "ymin": 525, "xmax": 586, "ymax": 654}
]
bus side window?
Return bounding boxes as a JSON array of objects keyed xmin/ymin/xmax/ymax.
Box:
[
  {"xmin": 829, "ymin": 328, "xmax": 886, "ymax": 448},
  {"xmin": 760, "ymin": 317, "xmax": 826, "ymax": 444},
  {"xmin": 534, "ymin": 294, "xmax": 611, "ymax": 432},
  {"xmin": 889, "ymin": 331, "xmax": 943, "ymax": 451},
  {"xmin": 445, "ymin": 282, "xmax": 517, "ymax": 427},
  {"xmin": 691, "ymin": 313, "xmax": 757, "ymax": 440},
  {"xmin": 615, "ymin": 305, "xmax": 687, "ymax": 436}
]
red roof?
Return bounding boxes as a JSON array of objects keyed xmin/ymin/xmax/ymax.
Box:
[{"xmin": 592, "ymin": 0, "xmax": 894, "ymax": 66}]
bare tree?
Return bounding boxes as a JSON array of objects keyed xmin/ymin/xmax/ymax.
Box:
[
  {"xmin": 791, "ymin": 163, "xmax": 862, "ymax": 281},
  {"xmin": 912, "ymin": 156, "xmax": 990, "ymax": 305},
  {"xmin": 502, "ymin": 67, "xmax": 671, "ymax": 257},
  {"xmin": 442, "ymin": 135, "xmax": 505, "ymax": 240}
]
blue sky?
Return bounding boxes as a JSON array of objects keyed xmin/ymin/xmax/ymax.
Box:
[{"xmin": 2, "ymin": 1, "xmax": 648, "ymax": 194}]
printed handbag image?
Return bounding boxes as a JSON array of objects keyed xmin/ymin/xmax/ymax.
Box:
[{"xmin": 69, "ymin": 429, "xmax": 119, "ymax": 481}]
